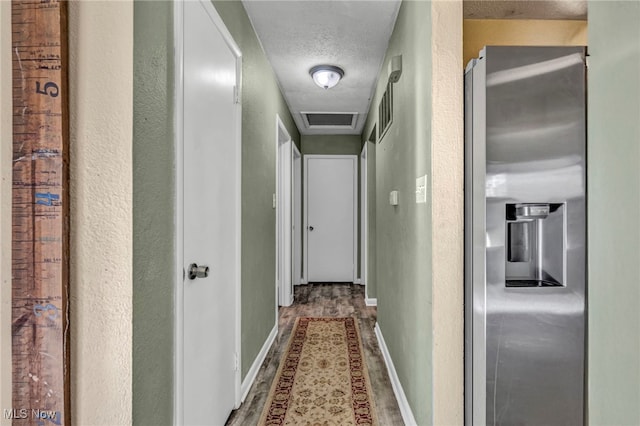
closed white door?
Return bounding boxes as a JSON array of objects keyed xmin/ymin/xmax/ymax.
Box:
[
  {"xmin": 180, "ymin": 1, "xmax": 240, "ymax": 424},
  {"xmin": 305, "ymin": 155, "xmax": 357, "ymax": 282}
]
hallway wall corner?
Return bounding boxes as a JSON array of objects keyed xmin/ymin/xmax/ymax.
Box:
[
  {"xmin": 69, "ymin": 1, "xmax": 134, "ymax": 424},
  {"xmin": 430, "ymin": 1, "xmax": 464, "ymax": 425}
]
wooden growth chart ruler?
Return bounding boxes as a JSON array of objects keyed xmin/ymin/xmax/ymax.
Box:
[{"xmin": 11, "ymin": 0, "xmax": 69, "ymax": 424}]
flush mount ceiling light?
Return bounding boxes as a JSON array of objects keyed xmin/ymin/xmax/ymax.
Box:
[{"xmin": 310, "ymin": 65, "xmax": 344, "ymax": 89}]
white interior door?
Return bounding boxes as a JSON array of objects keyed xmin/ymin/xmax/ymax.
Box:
[
  {"xmin": 179, "ymin": 1, "xmax": 241, "ymax": 424},
  {"xmin": 293, "ymin": 146, "xmax": 302, "ymax": 285},
  {"xmin": 304, "ymin": 155, "xmax": 357, "ymax": 282}
]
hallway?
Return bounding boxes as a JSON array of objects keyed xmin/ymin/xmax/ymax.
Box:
[
  {"xmin": 0, "ymin": 1, "xmax": 634, "ymax": 424},
  {"xmin": 225, "ymin": 284, "xmax": 404, "ymax": 425}
]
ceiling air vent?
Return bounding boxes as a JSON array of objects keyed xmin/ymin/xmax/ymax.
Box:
[{"xmin": 301, "ymin": 112, "xmax": 358, "ymax": 130}]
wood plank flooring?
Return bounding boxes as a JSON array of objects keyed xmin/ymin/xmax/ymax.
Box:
[{"xmin": 225, "ymin": 283, "xmax": 404, "ymax": 425}]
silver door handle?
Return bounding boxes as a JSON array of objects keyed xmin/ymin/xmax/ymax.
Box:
[
  {"xmin": 308, "ymin": 226, "xmax": 314, "ymax": 231},
  {"xmin": 188, "ymin": 263, "xmax": 209, "ymax": 280}
]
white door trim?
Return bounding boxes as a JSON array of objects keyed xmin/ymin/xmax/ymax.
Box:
[
  {"xmin": 303, "ymin": 155, "xmax": 358, "ymax": 283},
  {"xmin": 276, "ymin": 115, "xmax": 293, "ymax": 307},
  {"xmin": 173, "ymin": 1, "xmax": 243, "ymax": 423},
  {"xmin": 292, "ymin": 144, "xmax": 302, "ymax": 286},
  {"xmin": 173, "ymin": 3, "xmax": 184, "ymax": 423},
  {"xmin": 360, "ymin": 143, "xmax": 368, "ymax": 294}
]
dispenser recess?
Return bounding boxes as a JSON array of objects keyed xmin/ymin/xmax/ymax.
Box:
[{"xmin": 505, "ymin": 203, "xmax": 565, "ymax": 287}]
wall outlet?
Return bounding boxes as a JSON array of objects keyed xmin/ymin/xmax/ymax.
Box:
[{"xmin": 416, "ymin": 174, "xmax": 427, "ymax": 204}]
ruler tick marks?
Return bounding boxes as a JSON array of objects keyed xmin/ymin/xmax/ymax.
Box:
[{"xmin": 12, "ymin": 1, "xmax": 70, "ymax": 424}]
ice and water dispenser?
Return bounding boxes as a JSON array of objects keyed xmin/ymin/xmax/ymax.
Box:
[{"xmin": 505, "ymin": 202, "xmax": 565, "ymax": 287}]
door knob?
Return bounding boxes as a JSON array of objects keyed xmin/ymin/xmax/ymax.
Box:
[
  {"xmin": 188, "ymin": 263, "xmax": 209, "ymax": 280},
  {"xmin": 308, "ymin": 226, "xmax": 314, "ymax": 231}
]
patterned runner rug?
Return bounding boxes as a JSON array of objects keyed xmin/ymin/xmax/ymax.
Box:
[{"xmin": 259, "ymin": 317, "xmax": 378, "ymax": 425}]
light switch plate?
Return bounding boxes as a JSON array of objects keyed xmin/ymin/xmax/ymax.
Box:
[
  {"xmin": 272, "ymin": 193, "xmax": 276, "ymax": 209},
  {"xmin": 389, "ymin": 190, "xmax": 399, "ymax": 206},
  {"xmin": 416, "ymin": 174, "xmax": 427, "ymax": 204}
]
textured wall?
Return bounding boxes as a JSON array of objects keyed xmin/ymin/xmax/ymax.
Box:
[
  {"xmin": 463, "ymin": 19, "xmax": 588, "ymax": 66},
  {"xmin": 0, "ymin": 3, "xmax": 12, "ymax": 422},
  {"xmin": 587, "ymin": 2, "xmax": 640, "ymax": 424},
  {"xmin": 212, "ymin": 1, "xmax": 300, "ymax": 378},
  {"xmin": 132, "ymin": 1, "xmax": 175, "ymax": 425},
  {"xmin": 431, "ymin": 2, "xmax": 464, "ymax": 424},
  {"xmin": 68, "ymin": 1, "xmax": 133, "ymax": 424},
  {"xmin": 362, "ymin": 1, "xmax": 434, "ymax": 423},
  {"xmin": 301, "ymin": 134, "xmax": 362, "ymax": 155}
]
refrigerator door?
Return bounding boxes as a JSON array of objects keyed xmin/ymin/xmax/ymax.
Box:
[
  {"xmin": 465, "ymin": 46, "xmax": 587, "ymax": 426},
  {"xmin": 465, "ymin": 52, "xmax": 489, "ymax": 425}
]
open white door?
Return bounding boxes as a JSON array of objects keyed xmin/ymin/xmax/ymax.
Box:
[
  {"xmin": 276, "ymin": 117, "xmax": 293, "ymax": 306},
  {"xmin": 304, "ymin": 155, "xmax": 357, "ymax": 282},
  {"xmin": 175, "ymin": 1, "xmax": 241, "ymax": 424}
]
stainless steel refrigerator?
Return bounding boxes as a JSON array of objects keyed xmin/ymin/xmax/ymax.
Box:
[{"xmin": 464, "ymin": 46, "xmax": 587, "ymax": 425}]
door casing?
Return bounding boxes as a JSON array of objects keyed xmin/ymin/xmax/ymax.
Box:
[
  {"xmin": 292, "ymin": 144, "xmax": 302, "ymax": 286},
  {"xmin": 276, "ymin": 115, "xmax": 293, "ymax": 306},
  {"xmin": 360, "ymin": 143, "xmax": 369, "ymax": 300}
]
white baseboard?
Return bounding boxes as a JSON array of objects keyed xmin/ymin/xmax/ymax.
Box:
[
  {"xmin": 365, "ymin": 297, "xmax": 377, "ymax": 307},
  {"xmin": 240, "ymin": 323, "xmax": 277, "ymax": 403},
  {"xmin": 374, "ymin": 323, "xmax": 417, "ymax": 426},
  {"xmin": 300, "ymin": 278, "xmax": 307, "ymax": 285},
  {"xmin": 354, "ymin": 278, "xmax": 362, "ymax": 284}
]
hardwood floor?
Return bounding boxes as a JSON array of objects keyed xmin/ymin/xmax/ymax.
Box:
[{"xmin": 225, "ymin": 283, "xmax": 404, "ymax": 425}]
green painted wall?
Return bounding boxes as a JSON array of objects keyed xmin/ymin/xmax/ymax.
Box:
[
  {"xmin": 362, "ymin": 1, "xmax": 433, "ymax": 423},
  {"xmin": 132, "ymin": 1, "xmax": 300, "ymax": 422},
  {"xmin": 587, "ymin": 3, "xmax": 640, "ymax": 424},
  {"xmin": 212, "ymin": 0, "xmax": 300, "ymax": 377},
  {"xmin": 301, "ymin": 134, "xmax": 362, "ymax": 155},
  {"xmin": 132, "ymin": 2, "xmax": 175, "ymax": 425}
]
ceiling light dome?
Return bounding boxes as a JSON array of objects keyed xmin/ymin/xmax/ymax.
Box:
[{"xmin": 310, "ymin": 65, "xmax": 344, "ymax": 89}]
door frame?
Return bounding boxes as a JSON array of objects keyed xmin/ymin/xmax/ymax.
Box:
[
  {"xmin": 360, "ymin": 143, "xmax": 368, "ymax": 296},
  {"xmin": 276, "ymin": 115, "xmax": 293, "ymax": 307},
  {"xmin": 303, "ymin": 155, "xmax": 358, "ymax": 283},
  {"xmin": 173, "ymin": 1, "xmax": 243, "ymax": 422},
  {"xmin": 292, "ymin": 144, "xmax": 302, "ymax": 286}
]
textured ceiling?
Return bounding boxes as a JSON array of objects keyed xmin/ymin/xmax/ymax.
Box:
[
  {"xmin": 242, "ymin": 0, "xmax": 401, "ymax": 135},
  {"xmin": 464, "ymin": 1, "xmax": 587, "ymax": 20},
  {"xmin": 242, "ymin": 0, "xmax": 587, "ymax": 136}
]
